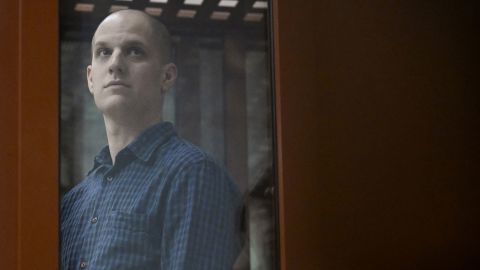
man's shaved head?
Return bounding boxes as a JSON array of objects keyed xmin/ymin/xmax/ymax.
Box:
[
  {"xmin": 87, "ymin": 8, "xmax": 178, "ymax": 125},
  {"xmin": 92, "ymin": 9, "xmax": 172, "ymax": 64}
]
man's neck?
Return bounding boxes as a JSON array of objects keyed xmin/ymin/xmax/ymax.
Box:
[{"xmin": 103, "ymin": 115, "xmax": 162, "ymax": 164}]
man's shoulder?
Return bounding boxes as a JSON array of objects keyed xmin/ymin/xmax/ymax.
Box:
[
  {"xmin": 158, "ymin": 136, "xmax": 241, "ymax": 201},
  {"xmin": 158, "ymin": 136, "xmax": 216, "ymax": 169}
]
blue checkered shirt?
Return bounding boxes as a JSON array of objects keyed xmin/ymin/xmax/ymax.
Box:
[{"xmin": 61, "ymin": 122, "xmax": 243, "ymax": 270}]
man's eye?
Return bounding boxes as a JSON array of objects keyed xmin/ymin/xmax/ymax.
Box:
[
  {"xmin": 127, "ymin": 47, "xmax": 144, "ymax": 56},
  {"xmin": 96, "ymin": 48, "xmax": 112, "ymax": 56}
]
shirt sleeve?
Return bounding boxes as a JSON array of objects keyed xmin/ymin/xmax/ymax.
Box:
[{"xmin": 160, "ymin": 158, "xmax": 243, "ymax": 270}]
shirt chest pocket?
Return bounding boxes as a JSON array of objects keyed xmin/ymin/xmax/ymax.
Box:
[{"xmin": 92, "ymin": 211, "xmax": 160, "ymax": 269}]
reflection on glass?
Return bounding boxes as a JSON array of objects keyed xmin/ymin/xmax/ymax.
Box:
[{"xmin": 61, "ymin": 1, "xmax": 276, "ymax": 269}]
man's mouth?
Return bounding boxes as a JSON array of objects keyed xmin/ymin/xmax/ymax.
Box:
[{"xmin": 104, "ymin": 81, "xmax": 130, "ymax": 88}]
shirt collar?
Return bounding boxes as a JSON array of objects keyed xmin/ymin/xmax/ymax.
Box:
[
  {"xmin": 126, "ymin": 121, "xmax": 176, "ymax": 162},
  {"xmin": 90, "ymin": 122, "xmax": 176, "ymax": 173}
]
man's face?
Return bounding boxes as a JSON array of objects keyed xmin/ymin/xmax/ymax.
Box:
[{"xmin": 87, "ymin": 12, "xmax": 172, "ymax": 120}]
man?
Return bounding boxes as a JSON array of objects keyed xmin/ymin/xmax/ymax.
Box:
[{"xmin": 61, "ymin": 10, "xmax": 242, "ymax": 270}]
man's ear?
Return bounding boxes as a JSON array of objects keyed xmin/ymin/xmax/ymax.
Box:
[
  {"xmin": 161, "ymin": 63, "xmax": 177, "ymax": 92},
  {"xmin": 86, "ymin": 65, "xmax": 94, "ymax": 94}
]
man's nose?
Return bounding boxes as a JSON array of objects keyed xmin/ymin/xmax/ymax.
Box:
[{"xmin": 108, "ymin": 50, "xmax": 125, "ymax": 75}]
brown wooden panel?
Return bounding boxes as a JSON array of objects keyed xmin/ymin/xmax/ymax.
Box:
[
  {"xmin": 273, "ymin": 1, "xmax": 479, "ymax": 270},
  {"xmin": 0, "ymin": 1, "xmax": 19, "ymax": 269},
  {"xmin": 17, "ymin": 0, "xmax": 59, "ymax": 269}
]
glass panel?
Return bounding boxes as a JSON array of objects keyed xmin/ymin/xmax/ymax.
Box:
[{"xmin": 60, "ymin": 1, "xmax": 277, "ymax": 269}]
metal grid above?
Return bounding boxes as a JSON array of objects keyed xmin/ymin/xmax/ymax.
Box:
[{"xmin": 61, "ymin": 0, "xmax": 270, "ymax": 40}]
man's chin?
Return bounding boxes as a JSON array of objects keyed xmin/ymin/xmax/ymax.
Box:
[{"xmin": 96, "ymin": 98, "xmax": 135, "ymax": 117}]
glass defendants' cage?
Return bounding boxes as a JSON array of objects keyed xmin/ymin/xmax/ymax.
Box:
[{"xmin": 60, "ymin": 0, "xmax": 278, "ymax": 269}]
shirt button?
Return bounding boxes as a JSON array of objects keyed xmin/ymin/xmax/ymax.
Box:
[
  {"xmin": 91, "ymin": 216, "xmax": 98, "ymax": 224},
  {"xmin": 80, "ymin": 261, "xmax": 87, "ymax": 269},
  {"xmin": 106, "ymin": 176, "xmax": 113, "ymax": 181}
]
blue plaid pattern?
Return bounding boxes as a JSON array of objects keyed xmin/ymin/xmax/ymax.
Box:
[{"xmin": 61, "ymin": 122, "xmax": 243, "ymax": 270}]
